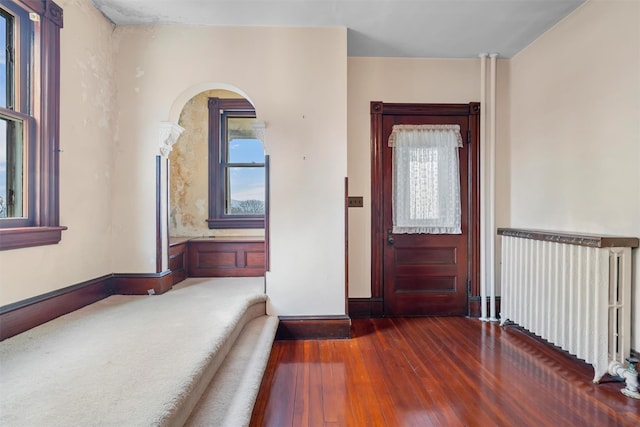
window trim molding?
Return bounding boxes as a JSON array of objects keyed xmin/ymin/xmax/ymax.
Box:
[
  {"xmin": 206, "ymin": 97, "xmax": 265, "ymax": 229},
  {"xmin": 0, "ymin": 0, "xmax": 65, "ymax": 251}
]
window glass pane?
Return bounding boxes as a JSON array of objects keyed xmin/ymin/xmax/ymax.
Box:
[
  {"xmin": 226, "ymin": 166, "xmax": 265, "ymax": 215},
  {"xmin": 0, "ymin": 12, "xmax": 9, "ymax": 109},
  {"xmin": 227, "ymin": 117, "xmax": 264, "ymax": 163},
  {"xmin": 0, "ymin": 115, "xmax": 24, "ymax": 218}
]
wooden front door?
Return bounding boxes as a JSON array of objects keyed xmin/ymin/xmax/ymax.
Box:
[{"xmin": 371, "ymin": 102, "xmax": 479, "ymax": 316}]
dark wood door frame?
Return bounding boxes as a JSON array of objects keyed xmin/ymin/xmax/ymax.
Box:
[{"xmin": 370, "ymin": 101, "xmax": 481, "ymax": 316}]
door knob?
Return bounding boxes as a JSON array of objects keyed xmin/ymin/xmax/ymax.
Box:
[{"xmin": 387, "ymin": 229, "xmax": 394, "ymax": 246}]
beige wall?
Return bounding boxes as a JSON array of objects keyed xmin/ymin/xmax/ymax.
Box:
[
  {"xmin": 112, "ymin": 25, "xmax": 348, "ymax": 315},
  {"xmin": 347, "ymin": 58, "xmax": 482, "ymax": 298},
  {"xmin": 3, "ymin": 0, "xmax": 637, "ymax": 348},
  {"xmin": 508, "ymin": 0, "xmax": 640, "ymax": 347},
  {"xmin": 0, "ymin": 0, "xmax": 116, "ymax": 305}
]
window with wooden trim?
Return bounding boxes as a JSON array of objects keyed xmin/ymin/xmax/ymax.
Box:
[
  {"xmin": 207, "ymin": 98, "xmax": 265, "ymax": 229},
  {"xmin": 0, "ymin": 0, "xmax": 65, "ymax": 250}
]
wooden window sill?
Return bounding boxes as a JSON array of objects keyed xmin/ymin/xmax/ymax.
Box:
[{"xmin": 0, "ymin": 226, "xmax": 68, "ymax": 251}]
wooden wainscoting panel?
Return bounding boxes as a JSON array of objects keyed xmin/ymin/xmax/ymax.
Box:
[
  {"xmin": 197, "ymin": 250, "xmax": 237, "ymax": 268},
  {"xmin": 0, "ymin": 275, "xmax": 113, "ymax": 341},
  {"xmin": 276, "ymin": 315, "xmax": 351, "ymax": 340},
  {"xmin": 188, "ymin": 239, "xmax": 265, "ymax": 277},
  {"xmin": 245, "ymin": 250, "xmax": 266, "ymax": 269},
  {"xmin": 169, "ymin": 241, "xmax": 188, "ymax": 286}
]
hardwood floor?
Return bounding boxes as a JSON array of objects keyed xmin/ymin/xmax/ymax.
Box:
[{"xmin": 250, "ymin": 317, "xmax": 640, "ymax": 427}]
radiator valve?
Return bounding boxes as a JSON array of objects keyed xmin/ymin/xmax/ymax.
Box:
[{"xmin": 608, "ymin": 357, "xmax": 640, "ymax": 400}]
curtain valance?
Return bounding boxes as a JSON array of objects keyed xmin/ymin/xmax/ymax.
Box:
[{"xmin": 388, "ymin": 124, "xmax": 463, "ymax": 148}]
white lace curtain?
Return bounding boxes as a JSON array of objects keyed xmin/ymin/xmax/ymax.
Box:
[{"xmin": 389, "ymin": 125, "xmax": 463, "ymax": 234}]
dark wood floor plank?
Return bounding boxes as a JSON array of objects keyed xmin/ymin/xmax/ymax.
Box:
[
  {"xmin": 350, "ymin": 319, "xmax": 402, "ymax": 426},
  {"xmin": 250, "ymin": 318, "xmax": 640, "ymax": 427},
  {"xmin": 392, "ymin": 317, "xmax": 507, "ymax": 426},
  {"xmin": 250, "ymin": 342, "xmax": 280, "ymax": 426},
  {"xmin": 292, "ymin": 341, "xmax": 311, "ymax": 426},
  {"xmin": 255, "ymin": 341, "xmax": 299, "ymax": 427},
  {"xmin": 306, "ymin": 341, "xmax": 325, "ymax": 426},
  {"xmin": 341, "ymin": 329, "xmax": 388, "ymax": 427},
  {"xmin": 376, "ymin": 318, "xmax": 460, "ymax": 426},
  {"xmin": 320, "ymin": 340, "xmax": 348, "ymax": 425}
]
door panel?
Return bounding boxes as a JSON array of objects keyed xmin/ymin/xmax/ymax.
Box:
[{"xmin": 382, "ymin": 112, "xmax": 471, "ymax": 316}]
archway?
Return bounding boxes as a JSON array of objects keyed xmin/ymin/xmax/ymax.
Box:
[{"xmin": 159, "ymin": 83, "xmax": 267, "ymax": 279}]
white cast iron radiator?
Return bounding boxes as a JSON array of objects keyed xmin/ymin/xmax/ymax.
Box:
[{"xmin": 498, "ymin": 228, "xmax": 638, "ymax": 383}]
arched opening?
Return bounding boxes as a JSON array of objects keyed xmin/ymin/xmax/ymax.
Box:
[
  {"xmin": 170, "ymin": 88, "xmax": 265, "ymax": 239},
  {"xmin": 164, "ymin": 84, "xmax": 268, "ymax": 281}
]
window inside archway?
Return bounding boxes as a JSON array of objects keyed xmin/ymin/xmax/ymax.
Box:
[{"xmin": 207, "ymin": 97, "xmax": 265, "ymax": 229}]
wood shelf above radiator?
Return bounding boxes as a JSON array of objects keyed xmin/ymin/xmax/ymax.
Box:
[{"xmin": 497, "ymin": 228, "xmax": 638, "ymax": 248}]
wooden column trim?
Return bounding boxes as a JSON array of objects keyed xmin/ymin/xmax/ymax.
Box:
[
  {"xmin": 156, "ymin": 156, "xmax": 162, "ymax": 273},
  {"xmin": 370, "ymin": 102, "xmax": 384, "ymax": 300},
  {"xmin": 345, "ymin": 177, "xmax": 349, "ymax": 315},
  {"xmin": 469, "ymin": 102, "xmax": 481, "ymax": 298},
  {"xmin": 39, "ymin": 0, "xmax": 63, "ymax": 227}
]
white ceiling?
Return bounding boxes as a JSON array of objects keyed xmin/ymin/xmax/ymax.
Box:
[{"xmin": 90, "ymin": 0, "xmax": 586, "ymax": 58}]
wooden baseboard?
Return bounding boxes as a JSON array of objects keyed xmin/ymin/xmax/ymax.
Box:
[
  {"xmin": 348, "ymin": 297, "xmax": 501, "ymax": 319},
  {"xmin": 0, "ymin": 275, "xmax": 113, "ymax": 341},
  {"xmin": 276, "ymin": 315, "xmax": 351, "ymax": 340},
  {"xmin": 1, "ymin": 271, "xmax": 176, "ymax": 340},
  {"xmin": 468, "ymin": 296, "xmax": 501, "ymax": 318},
  {"xmin": 112, "ymin": 271, "xmax": 173, "ymax": 295},
  {"xmin": 348, "ymin": 298, "xmax": 384, "ymax": 318}
]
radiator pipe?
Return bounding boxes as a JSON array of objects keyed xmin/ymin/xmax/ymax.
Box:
[
  {"xmin": 479, "ymin": 53, "xmax": 488, "ymax": 321},
  {"xmin": 489, "ymin": 53, "xmax": 498, "ymax": 322},
  {"xmin": 608, "ymin": 358, "xmax": 640, "ymax": 399}
]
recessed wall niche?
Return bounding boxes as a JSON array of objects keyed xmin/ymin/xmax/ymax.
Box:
[{"xmin": 169, "ymin": 89, "xmax": 265, "ymax": 238}]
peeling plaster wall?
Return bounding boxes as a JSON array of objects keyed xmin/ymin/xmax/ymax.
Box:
[
  {"xmin": 170, "ymin": 90, "xmax": 220, "ymax": 237},
  {"xmin": 112, "ymin": 26, "xmax": 347, "ymax": 315},
  {"xmin": 0, "ymin": 0, "xmax": 116, "ymax": 305}
]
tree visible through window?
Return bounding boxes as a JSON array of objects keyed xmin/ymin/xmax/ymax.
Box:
[{"xmin": 207, "ymin": 98, "xmax": 265, "ymax": 229}]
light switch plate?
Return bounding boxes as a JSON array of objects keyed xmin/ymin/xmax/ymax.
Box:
[{"xmin": 348, "ymin": 196, "xmax": 364, "ymax": 208}]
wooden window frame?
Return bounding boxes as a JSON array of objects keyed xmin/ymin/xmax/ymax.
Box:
[
  {"xmin": 0, "ymin": 0, "xmax": 65, "ymax": 250},
  {"xmin": 206, "ymin": 97, "xmax": 265, "ymax": 229}
]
